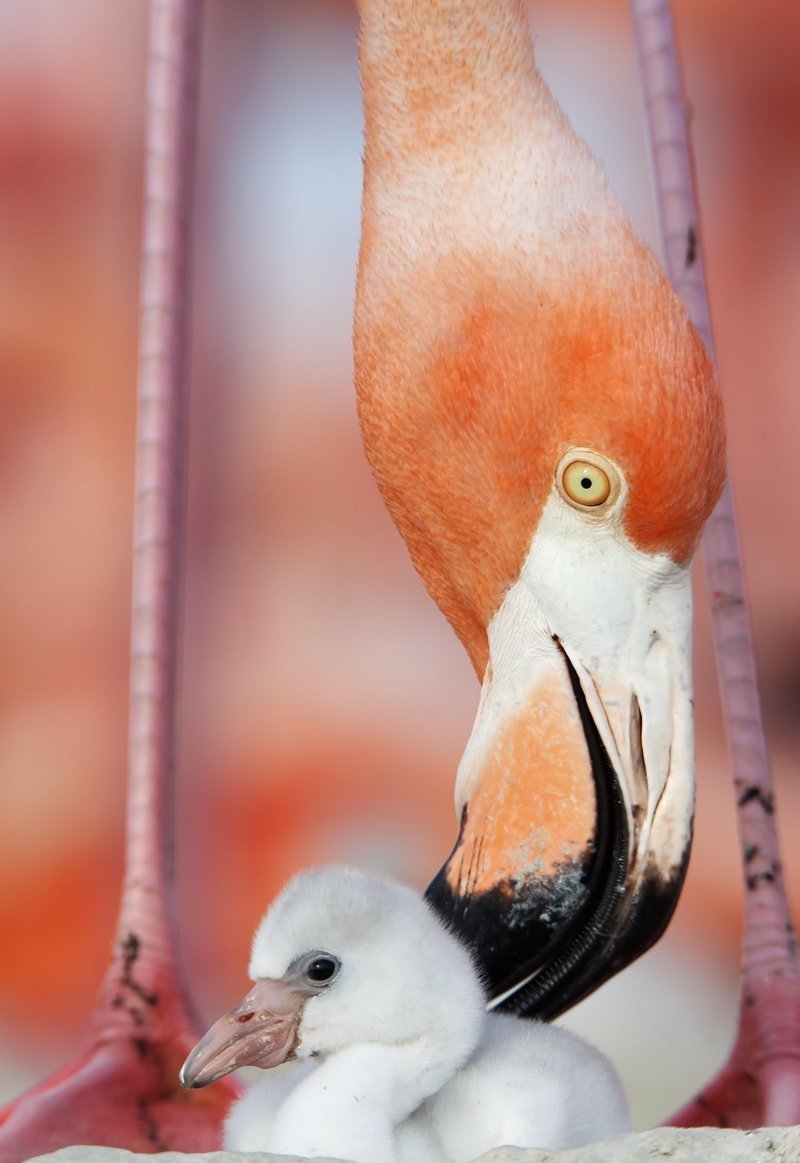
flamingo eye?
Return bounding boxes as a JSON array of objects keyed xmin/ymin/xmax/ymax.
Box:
[
  {"xmin": 556, "ymin": 450, "xmax": 621, "ymax": 512},
  {"xmin": 562, "ymin": 461, "xmax": 610, "ymax": 506},
  {"xmin": 304, "ymin": 954, "xmax": 340, "ymax": 985}
]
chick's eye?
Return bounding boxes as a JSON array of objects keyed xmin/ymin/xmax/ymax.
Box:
[
  {"xmin": 306, "ymin": 955, "xmax": 340, "ymax": 984},
  {"xmin": 556, "ymin": 449, "xmax": 621, "ymax": 512}
]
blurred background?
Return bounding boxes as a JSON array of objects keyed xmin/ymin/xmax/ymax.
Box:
[{"xmin": 0, "ymin": 0, "xmax": 798, "ymax": 1131}]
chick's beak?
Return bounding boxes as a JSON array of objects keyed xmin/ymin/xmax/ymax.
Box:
[{"xmin": 180, "ymin": 978, "xmax": 307, "ymax": 1089}]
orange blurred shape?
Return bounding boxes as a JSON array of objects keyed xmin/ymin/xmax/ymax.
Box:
[{"xmin": 0, "ymin": 841, "xmax": 120, "ymax": 1029}]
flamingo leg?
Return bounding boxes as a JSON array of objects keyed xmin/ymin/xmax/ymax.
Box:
[
  {"xmin": 631, "ymin": 0, "xmax": 800, "ymax": 1128},
  {"xmin": 0, "ymin": 3, "xmax": 235, "ymax": 1157}
]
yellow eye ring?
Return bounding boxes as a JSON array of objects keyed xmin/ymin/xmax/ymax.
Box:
[{"xmin": 556, "ymin": 449, "xmax": 622, "ymax": 513}]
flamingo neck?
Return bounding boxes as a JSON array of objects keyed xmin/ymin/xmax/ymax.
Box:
[
  {"xmin": 265, "ymin": 1036, "xmax": 475, "ymax": 1163},
  {"xmin": 358, "ymin": 0, "xmax": 552, "ymax": 165}
]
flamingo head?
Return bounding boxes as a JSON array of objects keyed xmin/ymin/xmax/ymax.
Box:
[
  {"xmin": 353, "ymin": 0, "xmax": 726, "ymax": 1015},
  {"xmin": 179, "ymin": 867, "xmax": 483, "ymax": 1087}
]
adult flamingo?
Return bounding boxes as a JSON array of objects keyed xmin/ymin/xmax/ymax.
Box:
[
  {"xmin": 354, "ymin": 0, "xmax": 798, "ymax": 1131},
  {"xmin": 355, "ymin": 0, "xmax": 725, "ymax": 1020}
]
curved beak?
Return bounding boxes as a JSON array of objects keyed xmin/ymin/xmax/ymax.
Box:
[
  {"xmin": 426, "ymin": 503, "xmax": 695, "ymax": 1018},
  {"xmin": 180, "ymin": 978, "xmax": 307, "ymax": 1089}
]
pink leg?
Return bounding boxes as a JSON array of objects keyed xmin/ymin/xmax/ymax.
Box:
[
  {"xmin": 631, "ymin": 0, "xmax": 800, "ymax": 1128},
  {"xmin": 0, "ymin": 2, "xmax": 235, "ymax": 1157}
]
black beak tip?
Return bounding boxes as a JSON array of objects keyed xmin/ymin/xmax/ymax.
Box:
[{"xmin": 427, "ymin": 855, "xmax": 690, "ymax": 1020}]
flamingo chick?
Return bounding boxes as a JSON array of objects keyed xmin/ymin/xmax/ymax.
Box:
[
  {"xmin": 354, "ymin": 0, "xmax": 726, "ymax": 1018},
  {"xmin": 181, "ymin": 866, "xmax": 630, "ymax": 1163}
]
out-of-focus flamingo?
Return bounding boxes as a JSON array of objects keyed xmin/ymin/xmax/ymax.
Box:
[
  {"xmin": 355, "ymin": 0, "xmax": 799, "ymax": 1129},
  {"xmin": 632, "ymin": 0, "xmax": 800, "ymax": 1127},
  {"xmin": 0, "ymin": 3, "xmax": 236, "ymax": 1158}
]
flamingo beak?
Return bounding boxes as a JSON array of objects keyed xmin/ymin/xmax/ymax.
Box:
[
  {"xmin": 426, "ymin": 509, "xmax": 695, "ymax": 1018},
  {"xmin": 179, "ymin": 978, "xmax": 307, "ymax": 1089}
]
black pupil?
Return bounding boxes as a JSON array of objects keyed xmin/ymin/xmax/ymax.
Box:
[
  {"xmin": 308, "ymin": 957, "xmax": 337, "ymax": 982},
  {"xmin": 580, "ymin": 476, "xmax": 592, "ymax": 490}
]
